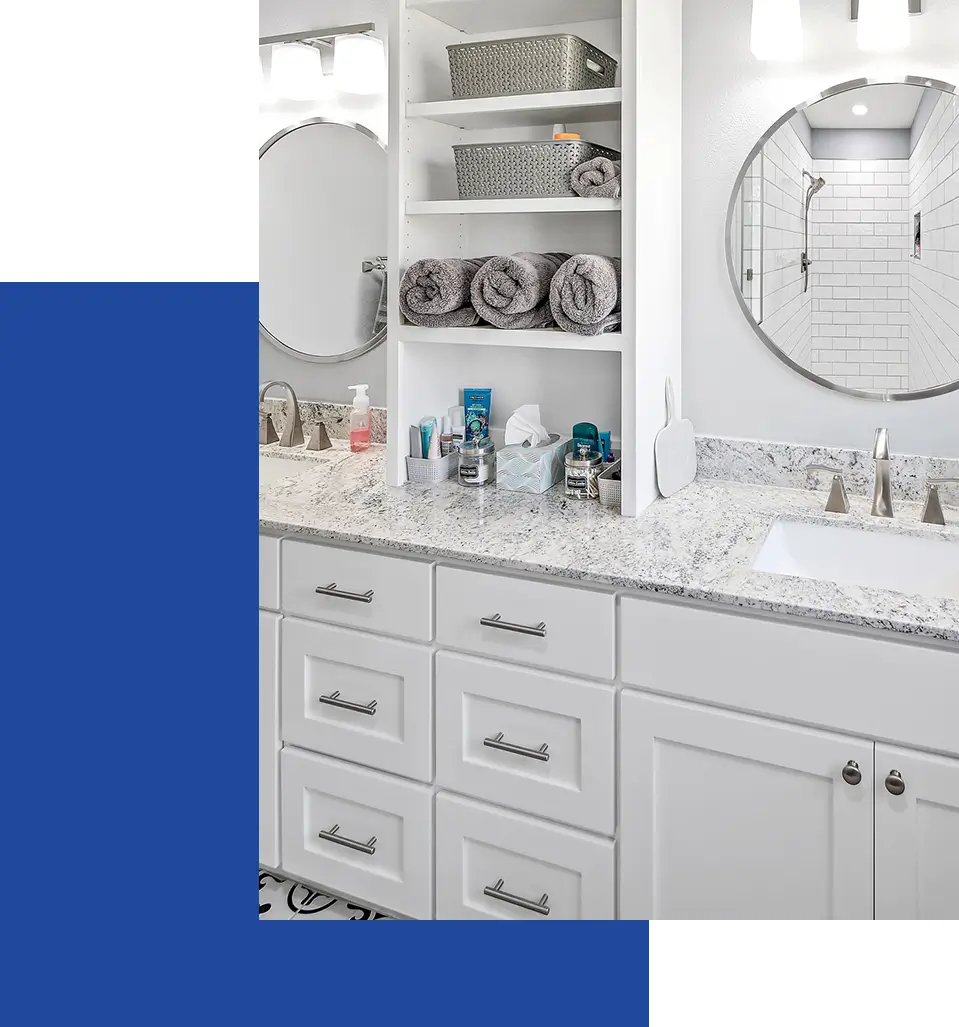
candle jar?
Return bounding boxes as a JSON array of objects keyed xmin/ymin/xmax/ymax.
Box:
[{"xmin": 457, "ymin": 436, "xmax": 495, "ymax": 487}]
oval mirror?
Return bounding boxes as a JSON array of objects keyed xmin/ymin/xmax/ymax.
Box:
[
  {"xmin": 726, "ymin": 77, "xmax": 959, "ymax": 401},
  {"xmin": 259, "ymin": 117, "xmax": 388, "ymax": 362}
]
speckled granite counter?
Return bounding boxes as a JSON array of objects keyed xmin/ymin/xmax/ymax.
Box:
[{"xmin": 259, "ymin": 442, "xmax": 959, "ymax": 644}]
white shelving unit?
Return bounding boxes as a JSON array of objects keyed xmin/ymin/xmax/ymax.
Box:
[
  {"xmin": 398, "ymin": 325, "xmax": 623, "ymax": 352},
  {"xmin": 407, "ymin": 88, "xmax": 623, "ymax": 130},
  {"xmin": 406, "ymin": 197, "xmax": 622, "ymax": 215},
  {"xmin": 387, "ymin": 0, "xmax": 682, "ymax": 516}
]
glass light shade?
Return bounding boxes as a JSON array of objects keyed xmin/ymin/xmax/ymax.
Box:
[
  {"xmin": 750, "ymin": 0, "xmax": 803, "ymax": 61},
  {"xmin": 334, "ymin": 34, "xmax": 386, "ymax": 95},
  {"xmin": 857, "ymin": 0, "xmax": 911, "ymax": 53},
  {"xmin": 271, "ymin": 42, "xmax": 324, "ymax": 100}
]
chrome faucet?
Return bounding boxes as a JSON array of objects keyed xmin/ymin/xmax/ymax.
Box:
[
  {"xmin": 871, "ymin": 428, "xmax": 894, "ymax": 518},
  {"xmin": 259, "ymin": 380, "xmax": 304, "ymax": 447}
]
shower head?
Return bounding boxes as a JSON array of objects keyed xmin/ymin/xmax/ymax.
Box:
[{"xmin": 803, "ymin": 170, "xmax": 826, "ymax": 200}]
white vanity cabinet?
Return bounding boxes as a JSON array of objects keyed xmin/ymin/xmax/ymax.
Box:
[
  {"xmin": 874, "ymin": 746, "xmax": 959, "ymax": 920},
  {"xmin": 619, "ymin": 692, "xmax": 875, "ymax": 919},
  {"xmin": 259, "ymin": 532, "xmax": 958, "ymax": 919},
  {"xmin": 259, "ymin": 610, "xmax": 280, "ymax": 869}
]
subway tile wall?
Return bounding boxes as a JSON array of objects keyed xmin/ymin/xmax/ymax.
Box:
[
  {"xmin": 759, "ymin": 123, "xmax": 813, "ymax": 368},
  {"xmin": 808, "ymin": 158, "xmax": 912, "ymax": 391},
  {"xmin": 909, "ymin": 90, "xmax": 959, "ymax": 392}
]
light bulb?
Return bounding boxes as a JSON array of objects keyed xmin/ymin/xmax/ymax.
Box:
[
  {"xmin": 852, "ymin": 104, "xmax": 869, "ymax": 116},
  {"xmin": 857, "ymin": 0, "xmax": 910, "ymax": 53},
  {"xmin": 271, "ymin": 42, "xmax": 324, "ymax": 100},
  {"xmin": 750, "ymin": 0, "xmax": 803, "ymax": 61},
  {"xmin": 333, "ymin": 34, "xmax": 386, "ymax": 95}
]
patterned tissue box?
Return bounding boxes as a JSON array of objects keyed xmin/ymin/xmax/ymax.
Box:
[{"xmin": 496, "ymin": 434, "xmax": 570, "ymax": 494}]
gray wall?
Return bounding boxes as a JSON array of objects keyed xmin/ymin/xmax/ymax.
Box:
[{"xmin": 810, "ymin": 128, "xmax": 910, "ymax": 159}]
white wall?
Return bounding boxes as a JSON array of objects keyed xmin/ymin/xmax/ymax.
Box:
[
  {"xmin": 683, "ymin": 0, "xmax": 959, "ymax": 457},
  {"xmin": 909, "ymin": 89, "xmax": 959, "ymax": 391},
  {"xmin": 259, "ymin": 0, "xmax": 389, "ymax": 405}
]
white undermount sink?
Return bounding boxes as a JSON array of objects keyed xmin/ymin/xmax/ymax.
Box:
[{"xmin": 752, "ymin": 518, "xmax": 959, "ymax": 600}]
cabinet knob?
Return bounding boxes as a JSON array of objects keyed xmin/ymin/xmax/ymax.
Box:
[
  {"xmin": 841, "ymin": 760, "xmax": 862, "ymax": 786},
  {"xmin": 884, "ymin": 770, "xmax": 905, "ymax": 796}
]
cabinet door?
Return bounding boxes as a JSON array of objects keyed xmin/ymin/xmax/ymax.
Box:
[
  {"xmin": 259, "ymin": 611, "xmax": 280, "ymax": 868},
  {"xmin": 875, "ymin": 745, "xmax": 959, "ymax": 920},
  {"xmin": 620, "ymin": 692, "xmax": 874, "ymax": 920}
]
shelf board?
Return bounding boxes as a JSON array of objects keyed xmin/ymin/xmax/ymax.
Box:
[
  {"xmin": 398, "ymin": 325, "xmax": 623, "ymax": 352},
  {"xmin": 405, "ymin": 197, "xmax": 621, "ymax": 215},
  {"xmin": 408, "ymin": 0, "xmax": 621, "ymax": 33},
  {"xmin": 406, "ymin": 88, "xmax": 622, "ymax": 130}
]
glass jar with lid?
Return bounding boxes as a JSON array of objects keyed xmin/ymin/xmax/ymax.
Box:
[{"xmin": 457, "ymin": 436, "xmax": 495, "ymax": 487}]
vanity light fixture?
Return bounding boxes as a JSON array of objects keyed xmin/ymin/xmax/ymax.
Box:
[
  {"xmin": 853, "ymin": 0, "xmax": 915, "ymax": 53},
  {"xmin": 750, "ymin": 0, "xmax": 803, "ymax": 62},
  {"xmin": 270, "ymin": 42, "xmax": 325, "ymax": 100},
  {"xmin": 852, "ymin": 103, "xmax": 869, "ymax": 115},
  {"xmin": 333, "ymin": 33, "xmax": 386, "ymax": 96}
]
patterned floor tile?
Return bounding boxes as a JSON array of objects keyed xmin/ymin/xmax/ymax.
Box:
[{"xmin": 259, "ymin": 870, "xmax": 395, "ymax": 921}]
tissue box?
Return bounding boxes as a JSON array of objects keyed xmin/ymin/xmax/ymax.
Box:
[{"xmin": 496, "ymin": 434, "xmax": 570, "ymax": 494}]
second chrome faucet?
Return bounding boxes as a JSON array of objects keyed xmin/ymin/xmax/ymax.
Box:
[{"xmin": 871, "ymin": 428, "xmax": 894, "ymax": 519}]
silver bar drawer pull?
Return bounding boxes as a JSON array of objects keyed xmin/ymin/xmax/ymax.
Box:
[
  {"xmin": 315, "ymin": 582, "xmax": 374, "ymax": 604},
  {"xmin": 319, "ymin": 690, "xmax": 377, "ymax": 716},
  {"xmin": 318, "ymin": 824, "xmax": 377, "ymax": 856},
  {"xmin": 480, "ymin": 613, "xmax": 546, "ymax": 637},
  {"xmin": 484, "ymin": 879, "xmax": 550, "ymax": 916},
  {"xmin": 484, "ymin": 731, "xmax": 549, "ymax": 762}
]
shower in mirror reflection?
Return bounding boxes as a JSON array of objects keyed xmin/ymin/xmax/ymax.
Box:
[
  {"xmin": 728, "ymin": 78, "xmax": 959, "ymax": 400},
  {"xmin": 801, "ymin": 170, "xmax": 826, "ymax": 293}
]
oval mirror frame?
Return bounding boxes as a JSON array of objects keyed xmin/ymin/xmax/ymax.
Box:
[
  {"xmin": 259, "ymin": 116, "xmax": 388, "ymax": 364},
  {"xmin": 724, "ymin": 75, "xmax": 959, "ymax": 402}
]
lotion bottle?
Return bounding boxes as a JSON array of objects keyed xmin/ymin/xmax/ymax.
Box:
[{"xmin": 349, "ymin": 384, "xmax": 371, "ymax": 452}]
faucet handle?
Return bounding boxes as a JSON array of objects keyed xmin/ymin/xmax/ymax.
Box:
[
  {"xmin": 806, "ymin": 464, "xmax": 850, "ymax": 514},
  {"xmin": 873, "ymin": 427, "xmax": 891, "ymax": 460},
  {"xmin": 920, "ymin": 478, "xmax": 959, "ymax": 525}
]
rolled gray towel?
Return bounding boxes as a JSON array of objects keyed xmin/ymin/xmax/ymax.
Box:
[
  {"xmin": 570, "ymin": 157, "xmax": 622, "ymax": 199},
  {"xmin": 549, "ymin": 254, "xmax": 622, "ymax": 336},
  {"xmin": 399, "ymin": 257, "xmax": 488, "ymax": 328},
  {"xmin": 470, "ymin": 252, "xmax": 571, "ymax": 330}
]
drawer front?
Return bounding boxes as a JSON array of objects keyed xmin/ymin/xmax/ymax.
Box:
[
  {"xmin": 282, "ymin": 618, "xmax": 433, "ymax": 783},
  {"xmin": 259, "ymin": 536, "xmax": 280, "ymax": 611},
  {"xmin": 435, "ymin": 794, "xmax": 615, "ymax": 920},
  {"xmin": 281, "ymin": 747, "xmax": 433, "ymax": 919},
  {"xmin": 620, "ymin": 596, "xmax": 959, "ymax": 755},
  {"xmin": 282, "ymin": 540, "xmax": 433, "ymax": 642},
  {"xmin": 435, "ymin": 565, "xmax": 615, "ymax": 679},
  {"xmin": 259, "ymin": 611, "xmax": 280, "ymax": 868},
  {"xmin": 435, "ymin": 652, "xmax": 614, "ymax": 833}
]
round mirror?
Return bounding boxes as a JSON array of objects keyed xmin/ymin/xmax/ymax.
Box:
[
  {"xmin": 259, "ymin": 117, "xmax": 388, "ymax": 362},
  {"xmin": 726, "ymin": 77, "xmax": 959, "ymax": 401}
]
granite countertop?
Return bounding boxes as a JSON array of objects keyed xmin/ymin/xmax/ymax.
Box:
[{"xmin": 259, "ymin": 442, "xmax": 959, "ymax": 644}]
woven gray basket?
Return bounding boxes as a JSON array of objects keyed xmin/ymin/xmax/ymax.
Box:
[
  {"xmin": 598, "ymin": 459, "xmax": 622, "ymax": 509},
  {"xmin": 406, "ymin": 452, "xmax": 458, "ymax": 485},
  {"xmin": 447, "ymin": 34, "xmax": 617, "ymax": 99},
  {"xmin": 453, "ymin": 139, "xmax": 621, "ymax": 200}
]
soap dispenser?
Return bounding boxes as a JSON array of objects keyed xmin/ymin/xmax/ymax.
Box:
[{"xmin": 348, "ymin": 384, "xmax": 371, "ymax": 452}]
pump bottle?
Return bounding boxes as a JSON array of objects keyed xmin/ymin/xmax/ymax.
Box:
[{"xmin": 348, "ymin": 384, "xmax": 371, "ymax": 452}]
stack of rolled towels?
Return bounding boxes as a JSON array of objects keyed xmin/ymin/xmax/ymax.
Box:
[{"xmin": 399, "ymin": 252, "xmax": 621, "ymax": 335}]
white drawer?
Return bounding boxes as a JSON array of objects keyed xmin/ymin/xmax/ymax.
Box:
[
  {"xmin": 435, "ymin": 565, "xmax": 615, "ymax": 679},
  {"xmin": 259, "ymin": 611, "xmax": 280, "ymax": 868},
  {"xmin": 281, "ymin": 747, "xmax": 433, "ymax": 919},
  {"xmin": 620, "ymin": 596, "xmax": 959, "ymax": 755},
  {"xmin": 259, "ymin": 536, "xmax": 280, "ymax": 611},
  {"xmin": 282, "ymin": 618, "xmax": 433, "ymax": 783},
  {"xmin": 435, "ymin": 794, "xmax": 615, "ymax": 920},
  {"xmin": 282, "ymin": 540, "xmax": 433, "ymax": 641},
  {"xmin": 435, "ymin": 652, "xmax": 615, "ymax": 833}
]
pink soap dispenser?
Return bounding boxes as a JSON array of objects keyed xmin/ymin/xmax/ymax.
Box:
[{"xmin": 348, "ymin": 384, "xmax": 371, "ymax": 452}]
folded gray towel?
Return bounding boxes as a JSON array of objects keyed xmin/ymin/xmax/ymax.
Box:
[
  {"xmin": 399, "ymin": 257, "xmax": 488, "ymax": 328},
  {"xmin": 570, "ymin": 157, "xmax": 622, "ymax": 199},
  {"xmin": 549, "ymin": 254, "xmax": 622, "ymax": 335},
  {"xmin": 470, "ymin": 252, "xmax": 571, "ymax": 330}
]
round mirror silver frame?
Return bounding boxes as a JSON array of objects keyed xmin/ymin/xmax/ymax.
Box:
[
  {"xmin": 259, "ymin": 116, "xmax": 388, "ymax": 364},
  {"xmin": 725, "ymin": 75, "xmax": 959, "ymax": 402}
]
